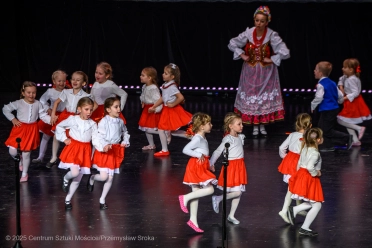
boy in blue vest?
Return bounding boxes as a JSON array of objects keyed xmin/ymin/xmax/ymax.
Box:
[{"xmin": 311, "ymin": 61, "xmax": 352, "ymax": 152}]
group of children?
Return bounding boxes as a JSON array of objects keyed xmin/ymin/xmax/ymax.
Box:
[{"xmin": 2, "ymin": 58, "xmax": 370, "ymax": 236}]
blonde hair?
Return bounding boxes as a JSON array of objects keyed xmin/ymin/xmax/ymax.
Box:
[
  {"xmin": 317, "ymin": 61, "xmax": 332, "ymax": 77},
  {"xmin": 223, "ymin": 112, "xmax": 242, "ymax": 133},
  {"xmin": 164, "ymin": 63, "xmax": 181, "ymax": 86},
  {"xmin": 295, "ymin": 113, "xmax": 312, "ymax": 132},
  {"xmin": 191, "ymin": 112, "xmax": 211, "ymax": 133},
  {"xmin": 20, "ymin": 81, "xmax": 37, "ymax": 99},
  {"xmin": 343, "ymin": 58, "xmax": 361, "ymax": 78},
  {"xmin": 142, "ymin": 67, "xmax": 158, "ymax": 86},
  {"xmin": 302, "ymin": 127, "xmax": 323, "ymax": 150},
  {"xmin": 51, "ymin": 70, "xmax": 68, "ymax": 81},
  {"xmin": 97, "ymin": 61, "xmax": 113, "ymax": 80}
]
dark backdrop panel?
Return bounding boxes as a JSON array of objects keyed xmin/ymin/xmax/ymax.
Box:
[{"xmin": 2, "ymin": 1, "xmax": 372, "ymax": 92}]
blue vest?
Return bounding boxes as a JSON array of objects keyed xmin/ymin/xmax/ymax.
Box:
[{"xmin": 318, "ymin": 78, "xmax": 339, "ymax": 112}]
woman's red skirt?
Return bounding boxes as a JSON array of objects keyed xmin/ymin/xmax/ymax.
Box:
[
  {"xmin": 138, "ymin": 104, "xmax": 161, "ymax": 129},
  {"xmin": 278, "ymin": 151, "xmax": 300, "ymax": 176},
  {"xmin": 183, "ymin": 157, "xmax": 217, "ymax": 186},
  {"xmin": 51, "ymin": 110, "xmax": 75, "ymax": 131},
  {"xmin": 38, "ymin": 111, "xmax": 61, "ymax": 136},
  {"xmin": 339, "ymin": 95, "xmax": 371, "ymax": 119},
  {"xmin": 91, "ymin": 105, "xmax": 126, "ymax": 124},
  {"xmin": 217, "ymin": 158, "xmax": 247, "ymax": 188},
  {"xmin": 5, "ymin": 122, "xmax": 39, "ymax": 151},
  {"xmin": 158, "ymin": 105, "xmax": 192, "ymax": 131},
  {"xmin": 92, "ymin": 144, "xmax": 125, "ymax": 170},
  {"xmin": 289, "ymin": 168, "xmax": 324, "ymax": 202},
  {"xmin": 59, "ymin": 138, "xmax": 92, "ymax": 168}
]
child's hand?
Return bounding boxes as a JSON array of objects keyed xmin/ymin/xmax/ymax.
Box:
[
  {"xmin": 47, "ymin": 109, "xmax": 52, "ymax": 115},
  {"xmin": 209, "ymin": 165, "xmax": 215, "ymax": 172},
  {"xmin": 166, "ymin": 101, "xmax": 174, "ymax": 108},
  {"xmin": 11, "ymin": 118, "xmax": 21, "ymax": 127},
  {"xmin": 103, "ymin": 144, "xmax": 112, "ymax": 152},
  {"xmin": 263, "ymin": 57, "xmax": 272, "ymax": 63},
  {"xmin": 141, "ymin": 102, "xmax": 144, "ymax": 108},
  {"xmin": 240, "ymin": 54, "xmax": 249, "ymax": 61},
  {"xmin": 197, "ymin": 154, "xmax": 205, "ymax": 163},
  {"xmin": 317, "ymin": 170, "xmax": 321, "ymax": 177},
  {"xmin": 50, "ymin": 114, "xmax": 58, "ymax": 125},
  {"xmin": 148, "ymin": 107, "xmax": 155, "ymax": 113},
  {"xmin": 64, "ymin": 138, "xmax": 71, "ymax": 145}
]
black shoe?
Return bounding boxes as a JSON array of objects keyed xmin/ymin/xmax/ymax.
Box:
[
  {"xmin": 100, "ymin": 203, "xmax": 108, "ymax": 210},
  {"xmin": 287, "ymin": 206, "xmax": 295, "ymax": 225},
  {"xmin": 299, "ymin": 228, "xmax": 318, "ymax": 236},
  {"xmin": 46, "ymin": 159, "xmax": 58, "ymax": 168},
  {"xmin": 65, "ymin": 201, "xmax": 72, "ymax": 210},
  {"xmin": 347, "ymin": 135, "xmax": 353, "ymax": 150},
  {"xmin": 62, "ymin": 178, "xmax": 69, "ymax": 193},
  {"xmin": 87, "ymin": 174, "xmax": 95, "ymax": 192},
  {"xmin": 319, "ymin": 147, "xmax": 335, "ymax": 152}
]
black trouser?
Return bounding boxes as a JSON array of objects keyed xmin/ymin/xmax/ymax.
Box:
[{"xmin": 318, "ymin": 108, "xmax": 349, "ymax": 148}]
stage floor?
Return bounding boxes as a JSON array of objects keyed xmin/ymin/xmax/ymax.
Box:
[{"xmin": 0, "ymin": 92, "xmax": 372, "ymax": 248}]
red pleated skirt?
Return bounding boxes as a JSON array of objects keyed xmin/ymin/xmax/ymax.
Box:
[
  {"xmin": 217, "ymin": 158, "xmax": 247, "ymax": 190},
  {"xmin": 5, "ymin": 122, "xmax": 39, "ymax": 151},
  {"xmin": 91, "ymin": 105, "xmax": 126, "ymax": 124},
  {"xmin": 158, "ymin": 105, "xmax": 192, "ymax": 131},
  {"xmin": 183, "ymin": 157, "xmax": 217, "ymax": 187},
  {"xmin": 278, "ymin": 151, "xmax": 300, "ymax": 176},
  {"xmin": 38, "ymin": 111, "xmax": 61, "ymax": 136},
  {"xmin": 138, "ymin": 104, "xmax": 161, "ymax": 129},
  {"xmin": 339, "ymin": 95, "xmax": 371, "ymax": 119},
  {"xmin": 289, "ymin": 168, "xmax": 324, "ymax": 202},
  {"xmin": 92, "ymin": 144, "xmax": 125, "ymax": 171},
  {"xmin": 59, "ymin": 138, "xmax": 92, "ymax": 169},
  {"xmin": 51, "ymin": 110, "xmax": 75, "ymax": 131}
]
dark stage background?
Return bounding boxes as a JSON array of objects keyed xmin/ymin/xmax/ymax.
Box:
[{"xmin": 2, "ymin": 0, "xmax": 372, "ymax": 92}]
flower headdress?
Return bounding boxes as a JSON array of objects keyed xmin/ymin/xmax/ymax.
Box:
[
  {"xmin": 169, "ymin": 63, "xmax": 177, "ymax": 69},
  {"xmin": 356, "ymin": 65, "xmax": 361, "ymax": 73},
  {"xmin": 254, "ymin": 6, "xmax": 271, "ymax": 22}
]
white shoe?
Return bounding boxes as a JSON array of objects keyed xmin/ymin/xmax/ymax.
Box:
[
  {"xmin": 227, "ymin": 216, "xmax": 240, "ymax": 225},
  {"xmin": 212, "ymin": 195, "xmax": 219, "ymax": 213},
  {"xmin": 278, "ymin": 211, "xmax": 290, "ymax": 224}
]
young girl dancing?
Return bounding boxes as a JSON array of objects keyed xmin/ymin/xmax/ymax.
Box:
[
  {"xmin": 210, "ymin": 112, "xmax": 247, "ymax": 225},
  {"xmin": 3, "ymin": 81, "xmax": 51, "ymax": 182},
  {"xmin": 48, "ymin": 71, "xmax": 90, "ymax": 168},
  {"xmin": 56, "ymin": 97, "xmax": 97, "ymax": 210},
  {"xmin": 287, "ymin": 127, "xmax": 324, "ymax": 237},
  {"xmin": 89, "ymin": 97, "xmax": 130, "ymax": 210},
  {"xmin": 277, "ymin": 113, "xmax": 312, "ymax": 223},
  {"xmin": 178, "ymin": 112, "xmax": 217, "ymax": 233},
  {"xmin": 32, "ymin": 70, "xmax": 68, "ymax": 164},
  {"xmin": 138, "ymin": 67, "xmax": 162, "ymax": 150},
  {"xmin": 149, "ymin": 63, "xmax": 192, "ymax": 157},
  {"xmin": 90, "ymin": 61, "xmax": 128, "ymax": 124},
  {"xmin": 337, "ymin": 58, "xmax": 371, "ymax": 146}
]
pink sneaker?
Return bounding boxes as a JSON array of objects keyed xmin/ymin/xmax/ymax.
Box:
[
  {"xmin": 352, "ymin": 141, "xmax": 361, "ymax": 147},
  {"xmin": 20, "ymin": 174, "xmax": 28, "ymax": 182},
  {"xmin": 178, "ymin": 195, "xmax": 189, "ymax": 213},
  {"xmin": 187, "ymin": 220, "xmax": 204, "ymax": 233},
  {"xmin": 358, "ymin": 127, "xmax": 366, "ymax": 140}
]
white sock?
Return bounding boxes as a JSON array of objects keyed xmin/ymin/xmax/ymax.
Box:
[
  {"xmin": 21, "ymin": 152, "xmax": 30, "ymax": 177},
  {"xmin": 38, "ymin": 134, "xmax": 51, "ymax": 160},
  {"xmin": 65, "ymin": 173, "xmax": 83, "ymax": 202},
  {"xmin": 184, "ymin": 184, "xmax": 214, "ymax": 206},
  {"xmin": 253, "ymin": 125, "xmax": 259, "ymax": 132},
  {"xmin": 259, "ymin": 124, "xmax": 266, "ymax": 131},
  {"xmin": 100, "ymin": 175, "xmax": 113, "ymax": 204},
  {"xmin": 158, "ymin": 129, "xmax": 168, "ymax": 151},
  {"xmin": 145, "ymin": 133, "xmax": 155, "ymax": 146},
  {"xmin": 50, "ymin": 136, "xmax": 60, "ymax": 162},
  {"xmin": 281, "ymin": 188, "xmax": 292, "ymax": 213},
  {"xmin": 292, "ymin": 202, "xmax": 312, "ymax": 217},
  {"xmin": 301, "ymin": 202, "xmax": 322, "ymax": 231}
]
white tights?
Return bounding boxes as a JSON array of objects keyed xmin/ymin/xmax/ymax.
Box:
[
  {"xmin": 292, "ymin": 201, "xmax": 322, "ymax": 231},
  {"xmin": 9, "ymin": 148, "xmax": 30, "ymax": 177},
  {"xmin": 184, "ymin": 185, "xmax": 214, "ymax": 226},
  {"xmin": 90, "ymin": 171, "xmax": 114, "ymax": 204},
  {"xmin": 37, "ymin": 134, "xmax": 51, "ymax": 160},
  {"xmin": 64, "ymin": 165, "xmax": 83, "ymax": 202},
  {"xmin": 337, "ymin": 119, "xmax": 362, "ymax": 142},
  {"xmin": 50, "ymin": 135, "xmax": 60, "ymax": 162},
  {"xmin": 145, "ymin": 129, "xmax": 159, "ymax": 146},
  {"xmin": 214, "ymin": 191, "xmax": 242, "ymax": 220}
]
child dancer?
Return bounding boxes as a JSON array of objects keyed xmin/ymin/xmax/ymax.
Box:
[
  {"xmin": 90, "ymin": 61, "xmax": 128, "ymax": 124},
  {"xmin": 32, "ymin": 70, "xmax": 67, "ymax": 164},
  {"xmin": 3, "ymin": 81, "xmax": 51, "ymax": 182},
  {"xmin": 56, "ymin": 97, "xmax": 97, "ymax": 210},
  {"xmin": 287, "ymin": 128, "xmax": 324, "ymax": 237},
  {"xmin": 337, "ymin": 58, "xmax": 371, "ymax": 146},
  {"xmin": 210, "ymin": 112, "xmax": 247, "ymax": 225},
  {"xmin": 278, "ymin": 113, "xmax": 312, "ymax": 223},
  {"xmin": 89, "ymin": 97, "xmax": 130, "ymax": 210},
  {"xmin": 48, "ymin": 71, "xmax": 90, "ymax": 168},
  {"xmin": 138, "ymin": 67, "xmax": 162, "ymax": 150},
  {"xmin": 178, "ymin": 112, "xmax": 217, "ymax": 233},
  {"xmin": 149, "ymin": 63, "xmax": 192, "ymax": 157}
]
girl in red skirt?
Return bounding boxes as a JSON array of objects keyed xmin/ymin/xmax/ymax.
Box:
[
  {"xmin": 3, "ymin": 81, "xmax": 51, "ymax": 182},
  {"xmin": 55, "ymin": 97, "xmax": 97, "ymax": 210},
  {"xmin": 178, "ymin": 112, "xmax": 217, "ymax": 233},
  {"xmin": 288, "ymin": 128, "xmax": 324, "ymax": 237},
  {"xmin": 90, "ymin": 61, "xmax": 128, "ymax": 124},
  {"xmin": 48, "ymin": 71, "xmax": 90, "ymax": 168},
  {"xmin": 210, "ymin": 112, "xmax": 247, "ymax": 225},
  {"xmin": 32, "ymin": 70, "xmax": 68, "ymax": 165},
  {"xmin": 277, "ymin": 113, "xmax": 312, "ymax": 224},
  {"xmin": 89, "ymin": 97, "xmax": 130, "ymax": 210},
  {"xmin": 149, "ymin": 63, "xmax": 192, "ymax": 157},
  {"xmin": 337, "ymin": 58, "xmax": 371, "ymax": 146},
  {"xmin": 138, "ymin": 67, "xmax": 162, "ymax": 150}
]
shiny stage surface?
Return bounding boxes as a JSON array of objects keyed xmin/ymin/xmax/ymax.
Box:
[{"xmin": 0, "ymin": 92, "xmax": 372, "ymax": 248}]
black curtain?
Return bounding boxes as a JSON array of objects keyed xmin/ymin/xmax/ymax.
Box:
[{"xmin": 2, "ymin": 1, "xmax": 372, "ymax": 92}]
